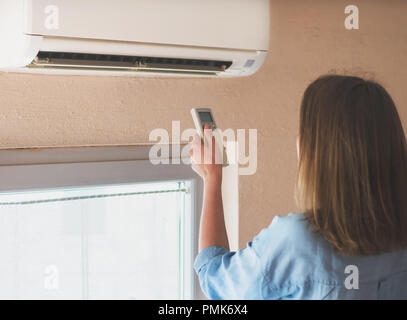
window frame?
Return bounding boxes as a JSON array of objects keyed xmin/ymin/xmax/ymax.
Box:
[{"xmin": 0, "ymin": 145, "xmax": 204, "ymax": 299}]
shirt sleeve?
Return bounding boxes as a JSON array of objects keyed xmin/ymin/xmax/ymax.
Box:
[{"xmin": 193, "ymin": 231, "xmax": 269, "ymax": 300}]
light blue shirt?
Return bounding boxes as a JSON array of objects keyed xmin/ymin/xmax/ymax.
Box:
[{"xmin": 194, "ymin": 213, "xmax": 407, "ymax": 300}]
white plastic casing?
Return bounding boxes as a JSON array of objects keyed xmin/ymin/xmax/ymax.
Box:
[{"xmin": 0, "ymin": 0, "xmax": 270, "ymax": 77}]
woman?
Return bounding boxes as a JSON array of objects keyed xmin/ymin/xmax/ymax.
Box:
[{"xmin": 189, "ymin": 75, "xmax": 407, "ymax": 299}]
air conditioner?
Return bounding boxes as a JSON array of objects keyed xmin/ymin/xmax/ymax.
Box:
[{"xmin": 0, "ymin": 0, "xmax": 269, "ymax": 77}]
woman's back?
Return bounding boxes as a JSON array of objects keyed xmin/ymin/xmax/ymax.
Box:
[{"xmin": 194, "ymin": 213, "xmax": 407, "ymax": 299}]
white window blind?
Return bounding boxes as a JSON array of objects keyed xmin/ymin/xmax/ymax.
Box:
[{"xmin": 0, "ymin": 181, "xmax": 192, "ymax": 300}]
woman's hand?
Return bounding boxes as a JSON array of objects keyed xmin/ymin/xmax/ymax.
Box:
[{"xmin": 189, "ymin": 124, "xmax": 223, "ymax": 183}]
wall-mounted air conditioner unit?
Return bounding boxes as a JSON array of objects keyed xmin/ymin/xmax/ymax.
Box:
[{"xmin": 0, "ymin": 0, "xmax": 270, "ymax": 77}]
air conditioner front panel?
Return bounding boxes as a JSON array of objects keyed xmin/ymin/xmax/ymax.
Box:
[
  {"xmin": 25, "ymin": 0, "xmax": 270, "ymax": 51},
  {"xmin": 0, "ymin": 0, "xmax": 269, "ymax": 77},
  {"xmin": 0, "ymin": 0, "xmax": 41, "ymax": 68}
]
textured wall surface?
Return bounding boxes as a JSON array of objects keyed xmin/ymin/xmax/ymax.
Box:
[{"xmin": 0, "ymin": 0, "xmax": 406, "ymax": 247}]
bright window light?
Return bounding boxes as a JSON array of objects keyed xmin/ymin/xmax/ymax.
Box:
[{"xmin": 0, "ymin": 180, "xmax": 193, "ymax": 300}]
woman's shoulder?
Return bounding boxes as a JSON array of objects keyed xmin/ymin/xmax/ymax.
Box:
[
  {"xmin": 251, "ymin": 212, "xmax": 322, "ymax": 256},
  {"xmin": 263, "ymin": 212, "xmax": 311, "ymax": 236},
  {"xmin": 271, "ymin": 212, "xmax": 307, "ymax": 226}
]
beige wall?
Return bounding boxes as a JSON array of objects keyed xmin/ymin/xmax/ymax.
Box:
[{"xmin": 0, "ymin": 0, "xmax": 406, "ymax": 247}]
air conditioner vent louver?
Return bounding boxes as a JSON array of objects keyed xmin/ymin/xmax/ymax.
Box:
[{"xmin": 30, "ymin": 51, "xmax": 233, "ymax": 75}]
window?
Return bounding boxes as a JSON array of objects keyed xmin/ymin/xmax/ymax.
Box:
[{"xmin": 0, "ymin": 146, "xmax": 203, "ymax": 300}]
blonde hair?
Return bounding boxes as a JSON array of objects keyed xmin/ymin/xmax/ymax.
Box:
[{"xmin": 296, "ymin": 75, "xmax": 407, "ymax": 256}]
